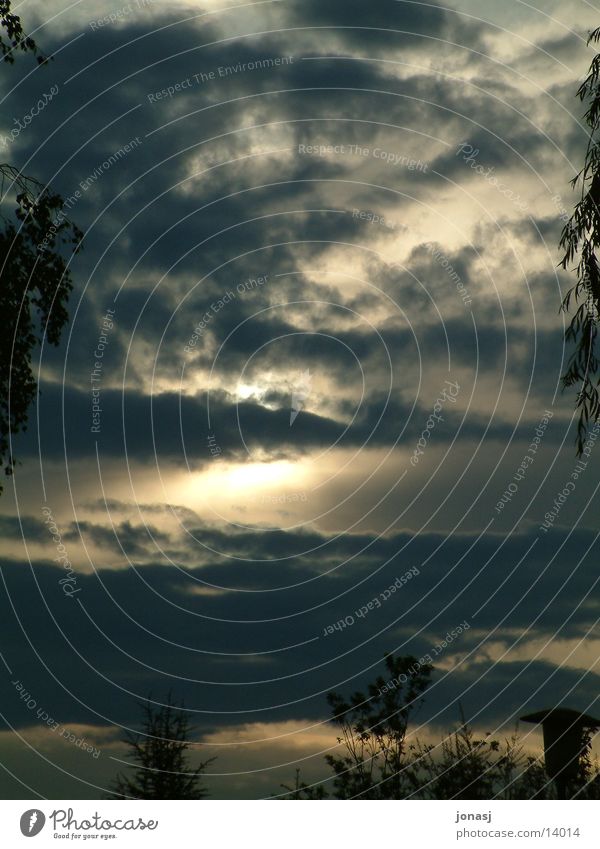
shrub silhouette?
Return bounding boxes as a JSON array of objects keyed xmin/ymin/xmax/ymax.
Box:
[{"xmin": 281, "ymin": 654, "xmax": 600, "ymax": 800}]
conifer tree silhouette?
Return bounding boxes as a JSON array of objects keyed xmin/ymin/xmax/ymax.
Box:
[{"xmin": 110, "ymin": 695, "xmax": 214, "ymax": 799}]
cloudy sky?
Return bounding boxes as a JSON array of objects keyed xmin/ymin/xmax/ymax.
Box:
[{"xmin": 1, "ymin": 0, "xmax": 600, "ymax": 799}]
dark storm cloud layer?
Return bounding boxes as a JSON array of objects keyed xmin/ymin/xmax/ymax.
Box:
[
  {"xmin": 288, "ymin": 0, "xmax": 480, "ymax": 41},
  {"xmin": 0, "ymin": 515, "xmax": 49, "ymax": 544},
  {"xmin": 1, "ymin": 523, "xmax": 599, "ymax": 738},
  {"xmin": 62, "ymin": 520, "xmax": 172, "ymax": 558},
  {"xmin": 16, "ymin": 355, "xmax": 559, "ymax": 467}
]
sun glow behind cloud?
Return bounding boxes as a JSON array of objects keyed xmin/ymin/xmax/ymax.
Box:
[{"xmin": 179, "ymin": 459, "xmax": 303, "ymax": 515}]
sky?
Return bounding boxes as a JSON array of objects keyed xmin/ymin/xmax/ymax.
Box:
[{"xmin": 1, "ymin": 0, "xmax": 600, "ymax": 799}]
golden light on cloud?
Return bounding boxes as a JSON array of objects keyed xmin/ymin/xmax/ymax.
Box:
[
  {"xmin": 234, "ymin": 382, "xmax": 263, "ymax": 401},
  {"xmin": 178, "ymin": 460, "xmax": 306, "ymax": 522},
  {"xmin": 224, "ymin": 460, "xmax": 297, "ymax": 491}
]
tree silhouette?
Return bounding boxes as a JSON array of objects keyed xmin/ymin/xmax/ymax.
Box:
[
  {"xmin": 282, "ymin": 653, "xmax": 433, "ymax": 799},
  {"xmin": 407, "ymin": 715, "xmax": 551, "ymax": 799},
  {"xmin": 560, "ymin": 26, "xmax": 600, "ymax": 453},
  {"xmin": 323, "ymin": 653, "xmax": 432, "ymax": 799},
  {"xmin": 110, "ymin": 695, "xmax": 214, "ymax": 800},
  {"xmin": 0, "ymin": 1, "xmax": 81, "ymax": 493},
  {"xmin": 280, "ymin": 654, "xmax": 600, "ymax": 800},
  {"xmin": 0, "ymin": 0, "xmax": 47, "ymax": 64},
  {"xmin": 572, "ymin": 730, "xmax": 600, "ymax": 798}
]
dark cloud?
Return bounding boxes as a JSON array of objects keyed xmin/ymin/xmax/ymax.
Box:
[
  {"xmin": 0, "ymin": 515, "xmax": 48, "ymax": 542},
  {"xmin": 1, "ymin": 522, "xmax": 598, "ymax": 742},
  {"xmin": 62, "ymin": 519, "xmax": 172, "ymax": 558},
  {"xmin": 288, "ymin": 0, "xmax": 487, "ymax": 50}
]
